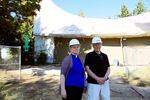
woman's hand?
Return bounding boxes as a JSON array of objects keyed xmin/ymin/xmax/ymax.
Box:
[
  {"xmin": 60, "ymin": 75, "xmax": 67, "ymax": 98},
  {"xmin": 61, "ymin": 88, "xmax": 67, "ymax": 99}
]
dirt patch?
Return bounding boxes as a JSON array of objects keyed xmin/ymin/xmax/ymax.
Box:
[
  {"xmin": 0, "ymin": 68, "xmax": 60, "ymax": 100},
  {"xmin": 0, "ymin": 66, "xmax": 150, "ymax": 100}
]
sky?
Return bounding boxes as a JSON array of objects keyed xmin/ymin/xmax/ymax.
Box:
[{"xmin": 53, "ymin": 0, "xmax": 150, "ymax": 19}]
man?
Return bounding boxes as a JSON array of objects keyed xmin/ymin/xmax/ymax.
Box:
[{"xmin": 84, "ymin": 37, "xmax": 110, "ymax": 100}]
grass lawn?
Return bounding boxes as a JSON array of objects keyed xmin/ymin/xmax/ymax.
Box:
[{"xmin": 110, "ymin": 66, "xmax": 150, "ymax": 86}]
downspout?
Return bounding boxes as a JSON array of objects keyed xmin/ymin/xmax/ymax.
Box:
[
  {"xmin": 120, "ymin": 37, "xmax": 125, "ymax": 66},
  {"xmin": 120, "ymin": 37, "xmax": 129, "ymax": 78}
]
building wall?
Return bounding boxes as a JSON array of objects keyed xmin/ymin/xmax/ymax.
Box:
[
  {"xmin": 54, "ymin": 37, "xmax": 150, "ymax": 66},
  {"xmin": 102, "ymin": 37, "xmax": 150, "ymax": 66},
  {"xmin": 54, "ymin": 37, "xmax": 92, "ymax": 63},
  {"xmin": 122, "ymin": 37, "xmax": 150, "ymax": 66},
  {"xmin": 101, "ymin": 38, "xmax": 122, "ymax": 66},
  {"xmin": 54, "ymin": 37, "xmax": 121, "ymax": 65}
]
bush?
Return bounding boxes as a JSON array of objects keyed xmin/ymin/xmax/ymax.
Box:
[{"xmin": 37, "ymin": 52, "xmax": 47, "ymax": 65}]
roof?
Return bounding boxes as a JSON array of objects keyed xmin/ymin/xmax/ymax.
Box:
[{"xmin": 33, "ymin": 0, "xmax": 150, "ymax": 38}]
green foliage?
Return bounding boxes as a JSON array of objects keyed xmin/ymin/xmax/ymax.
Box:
[
  {"xmin": 117, "ymin": 1, "xmax": 147, "ymax": 18},
  {"xmin": 118, "ymin": 3, "xmax": 131, "ymax": 18},
  {"xmin": 133, "ymin": 0, "xmax": 147, "ymax": 15},
  {"xmin": 0, "ymin": 0, "xmax": 41, "ymax": 45},
  {"xmin": 20, "ymin": 17, "xmax": 34, "ymax": 43},
  {"xmin": 78, "ymin": 10, "xmax": 85, "ymax": 17},
  {"xmin": 37, "ymin": 52, "xmax": 47, "ymax": 65}
]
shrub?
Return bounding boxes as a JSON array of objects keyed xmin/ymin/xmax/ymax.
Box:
[{"xmin": 37, "ymin": 52, "xmax": 47, "ymax": 65}]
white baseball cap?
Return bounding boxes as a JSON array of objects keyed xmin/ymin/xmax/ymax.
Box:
[
  {"xmin": 92, "ymin": 37, "xmax": 102, "ymax": 44},
  {"xmin": 69, "ymin": 39, "xmax": 80, "ymax": 46}
]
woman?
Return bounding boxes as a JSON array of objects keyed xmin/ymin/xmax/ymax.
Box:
[{"xmin": 60, "ymin": 39, "xmax": 85, "ymax": 100}]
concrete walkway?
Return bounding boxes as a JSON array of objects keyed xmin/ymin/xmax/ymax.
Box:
[{"xmin": 110, "ymin": 83, "xmax": 150, "ymax": 100}]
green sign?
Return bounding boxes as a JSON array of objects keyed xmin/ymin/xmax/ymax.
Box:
[{"xmin": 23, "ymin": 32, "xmax": 29, "ymax": 52}]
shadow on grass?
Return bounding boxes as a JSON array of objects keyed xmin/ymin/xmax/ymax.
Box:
[
  {"xmin": 0, "ymin": 81, "xmax": 21, "ymax": 100},
  {"xmin": 122, "ymin": 75, "xmax": 150, "ymax": 87},
  {"xmin": 136, "ymin": 81, "xmax": 150, "ymax": 87},
  {"xmin": 0, "ymin": 75, "xmax": 62, "ymax": 100},
  {"xmin": 20, "ymin": 78, "xmax": 61, "ymax": 100}
]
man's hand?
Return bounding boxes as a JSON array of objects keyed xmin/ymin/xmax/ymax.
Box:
[
  {"xmin": 61, "ymin": 88, "xmax": 67, "ymax": 99},
  {"xmin": 96, "ymin": 77, "xmax": 106, "ymax": 84}
]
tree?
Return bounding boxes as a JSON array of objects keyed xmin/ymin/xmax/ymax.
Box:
[
  {"xmin": 118, "ymin": 3, "xmax": 131, "ymax": 18},
  {"xmin": 133, "ymin": 0, "xmax": 146, "ymax": 15},
  {"xmin": 78, "ymin": 10, "xmax": 85, "ymax": 17},
  {"xmin": 0, "ymin": 0, "xmax": 41, "ymax": 46}
]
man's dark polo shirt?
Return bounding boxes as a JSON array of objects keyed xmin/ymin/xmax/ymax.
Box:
[{"xmin": 84, "ymin": 51, "xmax": 110, "ymax": 84}]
